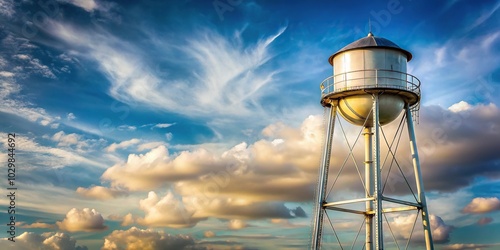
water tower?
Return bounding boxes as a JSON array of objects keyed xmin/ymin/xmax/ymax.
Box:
[{"xmin": 311, "ymin": 32, "xmax": 434, "ymax": 249}]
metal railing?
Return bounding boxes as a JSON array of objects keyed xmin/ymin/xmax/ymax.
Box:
[{"xmin": 320, "ymin": 69, "xmax": 421, "ymax": 98}]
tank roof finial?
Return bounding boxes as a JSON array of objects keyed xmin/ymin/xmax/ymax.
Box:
[{"xmin": 368, "ymin": 18, "xmax": 373, "ymax": 37}]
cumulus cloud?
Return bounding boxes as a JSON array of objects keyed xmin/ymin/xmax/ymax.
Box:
[
  {"xmin": 448, "ymin": 101, "xmax": 473, "ymax": 112},
  {"xmin": 56, "ymin": 208, "xmax": 108, "ymax": 232},
  {"xmin": 103, "ymin": 115, "xmax": 322, "ymax": 194},
  {"xmin": 102, "ymin": 227, "xmax": 201, "ymax": 250},
  {"xmin": 105, "ymin": 138, "xmax": 141, "ymax": 152},
  {"xmin": 137, "ymin": 191, "xmax": 205, "ymax": 228},
  {"xmin": 412, "ymin": 103, "xmax": 500, "ymax": 192},
  {"xmin": 75, "ymin": 103, "xmax": 500, "ymax": 230},
  {"xmin": 0, "ymin": 232, "xmax": 88, "ymax": 250},
  {"xmin": 121, "ymin": 213, "xmax": 135, "ymax": 227},
  {"xmin": 76, "ymin": 186, "xmax": 128, "ymax": 200},
  {"xmin": 462, "ymin": 197, "xmax": 500, "ymax": 214},
  {"xmin": 228, "ymin": 219, "xmax": 247, "ymax": 230},
  {"xmin": 102, "ymin": 145, "xmax": 229, "ymax": 191},
  {"xmin": 392, "ymin": 214, "xmax": 452, "ymax": 244},
  {"xmin": 203, "ymin": 231, "xmax": 215, "ymax": 238}
]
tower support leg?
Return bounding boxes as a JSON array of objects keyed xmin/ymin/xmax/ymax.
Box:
[
  {"xmin": 372, "ymin": 94, "xmax": 384, "ymax": 250},
  {"xmin": 364, "ymin": 127, "xmax": 374, "ymax": 250},
  {"xmin": 311, "ymin": 103, "xmax": 338, "ymax": 250},
  {"xmin": 405, "ymin": 107, "xmax": 434, "ymax": 250}
]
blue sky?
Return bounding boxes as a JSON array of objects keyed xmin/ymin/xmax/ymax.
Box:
[{"xmin": 0, "ymin": 0, "xmax": 499, "ymax": 249}]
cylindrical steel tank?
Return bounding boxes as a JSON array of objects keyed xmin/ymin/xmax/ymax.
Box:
[{"xmin": 321, "ymin": 32, "xmax": 419, "ymax": 126}]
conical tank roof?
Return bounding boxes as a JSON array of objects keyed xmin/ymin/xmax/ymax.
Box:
[{"xmin": 328, "ymin": 32, "xmax": 412, "ymax": 65}]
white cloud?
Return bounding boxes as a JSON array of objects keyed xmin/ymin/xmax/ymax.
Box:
[
  {"xmin": 203, "ymin": 231, "xmax": 215, "ymax": 238},
  {"xmin": 462, "ymin": 197, "xmax": 500, "ymax": 214},
  {"xmin": 58, "ymin": 0, "xmax": 98, "ymax": 12},
  {"xmin": 392, "ymin": 214, "xmax": 452, "ymax": 243},
  {"xmin": 121, "ymin": 213, "xmax": 134, "ymax": 226},
  {"xmin": 0, "ymin": 133, "xmax": 106, "ymax": 169},
  {"xmin": 464, "ymin": 1, "xmax": 500, "ymax": 33},
  {"xmin": 76, "ymin": 186, "xmax": 128, "ymax": 200},
  {"xmin": 228, "ymin": 219, "xmax": 247, "ymax": 230},
  {"xmin": 106, "ymin": 138, "xmax": 141, "ymax": 152},
  {"xmin": 411, "ymin": 30, "xmax": 500, "ymax": 106},
  {"xmin": 67, "ymin": 112, "xmax": 76, "ymax": 120},
  {"xmin": 102, "ymin": 115, "xmax": 323, "ymax": 194},
  {"xmin": 18, "ymin": 221, "xmax": 55, "ymax": 229},
  {"xmin": 448, "ymin": 101, "xmax": 473, "ymax": 112},
  {"xmin": 102, "ymin": 227, "xmax": 198, "ymax": 250},
  {"xmin": 443, "ymin": 243, "xmax": 500, "ymax": 250},
  {"xmin": 152, "ymin": 123, "xmax": 175, "ymax": 129},
  {"xmin": 45, "ymin": 20, "xmax": 286, "ymax": 122},
  {"xmin": 12, "ymin": 53, "xmax": 56, "ymax": 79},
  {"xmin": 101, "ymin": 145, "xmax": 221, "ymax": 191},
  {"xmin": 56, "ymin": 208, "xmax": 108, "ymax": 232},
  {"xmin": 79, "ymin": 104, "xmax": 500, "ymax": 229},
  {"xmin": 0, "ymin": 0, "xmax": 15, "ymax": 18},
  {"xmin": 117, "ymin": 125, "xmax": 136, "ymax": 131},
  {"xmin": 0, "ymin": 79, "xmax": 20, "ymax": 98},
  {"xmin": 0, "ymin": 79, "xmax": 60, "ymax": 127},
  {"xmin": 26, "ymin": 58, "xmax": 57, "ymax": 79},
  {"xmin": 427, "ymin": 190, "xmax": 473, "ymax": 225},
  {"xmin": 137, "ymin": 191, "xmax": 205, "ymax": 228},
  {"xmin": 0, "ymin": 71, "xmax": 14, "ymax": 77},
  {"xmin": 13, "ymin": 54, "xmax": 30, "ymax": 60},
  {"xmin": 0, "ymin": 232, "xmax": 88, "ymax": 250},
  {"xmin": 52, "ymin": 131, "xmax": 81, "ymax": 147},
  {"xmin": 137, "ymin": 141, "xmax": 165, "ymax": 151},
  {"xmin": 165, "ymin": 132, "xmax": 173, "ymax": 141}
]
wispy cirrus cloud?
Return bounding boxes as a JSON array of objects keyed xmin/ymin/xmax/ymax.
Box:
[
  {"xmin": 410, "ymin": 30, "xmax": 500, "ymax": 106},
  {"xmin": 0, "ymin": 0, "xmax": 14, "ymax": 18},
  {"xmin": 463, "ymin": 1, "xmax": 500, "ymax": 33},
  {"xmin": 105, "ymin": 138, "xmax": 141, "ymax": 152},
  {"xmin": 0, "ymin": 133, "xmax": 107, "ymax": 169},
  {"xmin": 58, "ymin": 0, "xmax": 99, "ymax": 12},
  {"xmin": 18, "ymin": 221, "xmax": 56, "ymax": 229},
  {"xmin": 443, "ymin": 243, "xmax": 500, "ymax": 250},
  {"xmin": 0, "ymin": 79, "xmax": 60, "ymax": 127},
  {"xmin": 76, "ymin": 185, "xmax": 128, "ymax": 200},
  {"xmin": 44, "ymin": 20, "xmax": 286, "ymax": 122}
]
